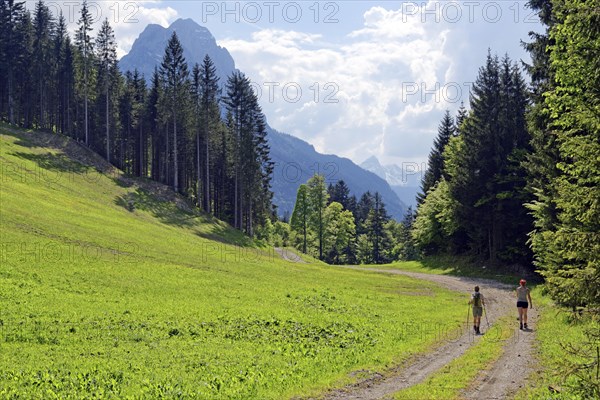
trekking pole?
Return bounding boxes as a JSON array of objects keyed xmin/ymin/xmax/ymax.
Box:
[
  {"xmin": 466, "ymin": 303, "xmax": 470, "ymax": 332},
  {"xmin": 483, "ymin": 303, "xmax": 490, "ymax": 329}
]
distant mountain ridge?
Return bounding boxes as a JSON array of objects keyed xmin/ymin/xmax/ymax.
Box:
[
  {"xmin": 120, "ymin": 18, "xmax": 407, "ymax": 219},
  {"xmin": 361, "ymin": 156, "xmax": 421, "ymax": 209},
  {"xmin": 268, "ymin": 129, "xmax": 407, "ymax": 219},
  {"xmin": 119, "ymin": 18, "xmax": 235, "ymax": 84}
]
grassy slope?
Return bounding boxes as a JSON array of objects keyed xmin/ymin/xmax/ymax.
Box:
[{"xmin": 0, "ymin": 126, "xmax": 465, "ymax": 399}]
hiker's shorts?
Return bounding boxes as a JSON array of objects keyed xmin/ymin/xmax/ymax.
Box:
[
  {"xmin": 472, "ymin": 306, "xmax": 483, "ymax": 317},
  {"xmin": 517, "ymin": 301, "xmax": 529, "ymax": 308}
]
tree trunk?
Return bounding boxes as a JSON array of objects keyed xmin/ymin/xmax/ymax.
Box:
[
  {"xmin": 303, "ymin": 218, "xmax": 307, "ymax": 254},
  {"xmin": 234, "ymin": 168, "xmax": 238, "ymax": 228},
  {"xmin": 138, "ymin": 125, "xmax": 143, "ymax": 177},
  {"xmin": 173, "ymin": 109, "xmax": 178, "ymax": 192},
  {"xmin": 84, "ymin": 62, "xmax": 88, "ymax": 145},
  {"xmin": 8, "ymin": 71, "xmax": 14, "ymax": 124},
  {"xmin": 248, "ymin": 197, "xmax": 253, "ymax": 236},
  {"xmin": 106, "ymin": 88, "xmax": 110, "ymax": 163},
  {"xmin": 319, "ymin": 208, "xmax": 323, "ymax": 260},
  {"xmin": 165, "ymin": 123, "xmax": 170, "ymax": 186},
  {"xmin": 205, "ymin": 125, "xmax": 210, "ymax": 213},
  {"xmin": 196, "ymin": 132, "xmax": 201, "ymax": 206}
]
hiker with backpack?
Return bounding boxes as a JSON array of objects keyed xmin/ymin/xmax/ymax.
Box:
[
  {"xmin": 469, "ymin": 286, "xmax": 485, "ymax": 334},
  {"xmin": 516, "ymin": 279, "xmax": 533, "ymax": 330}
]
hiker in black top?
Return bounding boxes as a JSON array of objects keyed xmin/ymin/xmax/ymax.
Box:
[{"xmin": 469, "ymin": 286, "xmax": 485, "ymax": 334}]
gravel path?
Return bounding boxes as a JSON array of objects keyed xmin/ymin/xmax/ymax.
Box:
[
  {"xmin": 310, "ymin": 267, "xmax": 537, "ymax": 400},
  {"xmin": 275, "ymin": 247, "xmax": 306, "ymax": 263}
]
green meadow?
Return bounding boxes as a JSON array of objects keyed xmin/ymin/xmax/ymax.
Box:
[{"xmin": 0, "ymin": 126, "xmax": 466, "ymax": 398}]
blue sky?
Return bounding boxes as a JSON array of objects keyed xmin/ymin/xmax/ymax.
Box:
[{"xmin": 40, "ymin": 1, "xmax": 542, "ymax": 167}]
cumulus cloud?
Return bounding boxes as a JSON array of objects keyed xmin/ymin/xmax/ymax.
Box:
[
  {"xmin": 220, "ymin": 2, "xmax": 456, "ymax": 166},
  {"xmin": 219, "ymin": 1, "xmax": 537, "ymax": 166}
]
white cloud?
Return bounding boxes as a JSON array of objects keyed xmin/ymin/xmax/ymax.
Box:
[{"xmin": 219, "ymin": 2, "xmax": 456, "ymax": 166}]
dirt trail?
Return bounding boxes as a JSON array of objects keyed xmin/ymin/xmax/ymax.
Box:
[
  {"xmin": 275, "ymin": 247, "xmax": 306, "ymax": 263},
  {"xmin": 311, "ymin": 267, "xmax": 537, "ymax": 400}
]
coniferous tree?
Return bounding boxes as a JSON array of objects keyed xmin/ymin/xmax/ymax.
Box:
[
  {"xmin": 53, "ymin": 12, "xmax": 73, "ymax": 135},
  {"xmin": 443, "ymin": 51, "xmax": 530, "ymax": 264},
  {"xmin": 32, "ymin": 0, "xmax": 53, "ymax": 130},
  {"xmin": 355, "ymin": 191, "xmax": 374, "ymax": 235},
  {"xmin": 147, "ymin": 67, "xmax": 163, "ymax": 181},
  {"xmin": 418, "ymin": 110, "xmax": 455, "ymax": 204},
  {"xmin": 455, "ymin": 102, "xmax": 468, "ymax": 136},
  {"xmin": 529, "ymin": 0, "xmax": 599, "ymax": 308},
  {"xmin": 224, "ymin": 71, "xmax": 249, "ymax": 229},
  {"xmin": 0, "ymin": 0, "xmax": 29, "ymax": 124},
  {"xmin": 192, "ymin": 55, "xmax": 221, "ymax": 212},
  {"xmin": 131, "ymin": 70, "xmax": 147, "ymax": 177},
  {"xmin": 328, "ymin": 180, "xmax": 351, "ymax": 210},
  {"xmin": 75, "ymin": 0, "xmax": 94, "ymax": 145},
  {"xmin": 95, "ymin": 18, "xmax": 118, "ymax": 163},
  {"xmin": 160, "ymin": 32, "xmax": 189, "ymax": 192},
  {"xmin": 398, "ymin": 207, "xmax": 418, "ymax": 260},
  {"xmin": 365, "ymin": 192, "xmax": 391, "ymax": 263},
  {"xmin": 118, "ymin": 71, "xmax": 135, "ymax": 172},
  {"xmin": 224, "ymin": 71, "xmax": 272, "ymax": 234},
  {"xmin": 14, "ymin": 6, "xmax": 33, "ymax": 127}
]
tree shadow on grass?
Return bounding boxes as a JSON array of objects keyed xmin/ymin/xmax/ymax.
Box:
[
  {"xmin": 114, "ymin": 188, "xmax": 203, "ymax": 228},
  {"xmin": 114, "ymin": 188, "xmax": 255, "ymax": 247},
  {"xmin": 10, "ymin": 151, "xmax": 93, "ymax": 175},
  {"xmin": 195, "ymin": 224, "xmax": 254, "ymax": 247},
  {"xmin": 1, "ymin": 124, "xmax": 81, "ymax": 151}
]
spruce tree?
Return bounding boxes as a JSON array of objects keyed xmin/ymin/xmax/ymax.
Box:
[
  {"xmin": 131, "ymin": 70, "xmax": 146, "ymax": 177},
  {"xmin": 328, "ymin": 180, "xmax": 351, "ymax": 210},
  {"xmin": 32, "ymin": 0, "xmax": 53, "ymax": 130},
  {"xmin": 192, "ymin": 55, "xmax": 220, "ymax": 212},
  {"xmin": 418, "ymin": 110, "xmax": 454, "ymax": 204},
  {"xmin": 224, "ymin": 71, "xmax": 272, "ymax": 234},
  {"xmin": 147, "ymin": 67, "xmax": 162, "ymax": 181},
  {"xmin": 445, "ymin": 51, "xmax": 530, "ymax": 264},
  {"xmin": 531, "ymin": 0, "xmax": 600, "ymax": 308},
  {"xmin": 355, "ymin": 191, "xmax": 374, "ymax": 235},
  {"xmin": 75, "ymin": 0, "xmax": 94, "ymax": 145},
  {"xmin": 53, "ymin": 12, "xmax": 70, "ymax": 134},
  {"xmin": 96, "ymin": 18, "xmax": 118, "ymax": 163},
  {"xmin": 160, "ymin": 32, "xmax": 189, "ymax": 192},
  {"xmin": 455, "ymin": 102, "xmax": 468, "ymax": 136},
  {"xmin": 365, "ymin": 192, "xmax": 391, "ymax": 264},
  {"xmin": 0, "ymin": 0, "xmax": 29, "ymax": 124}
]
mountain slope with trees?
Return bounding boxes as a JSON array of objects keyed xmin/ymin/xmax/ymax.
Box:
[{"xmin": 121, "ymin": 17, "xmax": 408, "ymax": 220}]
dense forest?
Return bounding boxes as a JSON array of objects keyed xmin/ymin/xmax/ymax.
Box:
[
  {"xmin": 410, "ymin": 0, "xmax": 598, "ymax": 310},
  {"xmin": 0, "ymin": 0, "xmax": 273, "ymax": 236}
]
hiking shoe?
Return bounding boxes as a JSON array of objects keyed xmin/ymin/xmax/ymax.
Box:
[
  {"xmin": 520, "ymin": 323, "xmax": 523, "ymax": 330},
  {"xmin": 524, "ymin": 323, "xmax": 528, "ymax": 330},
  {"xmin": 476, "ymin": 327, "xmax": 481, "ymax": 335}
]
